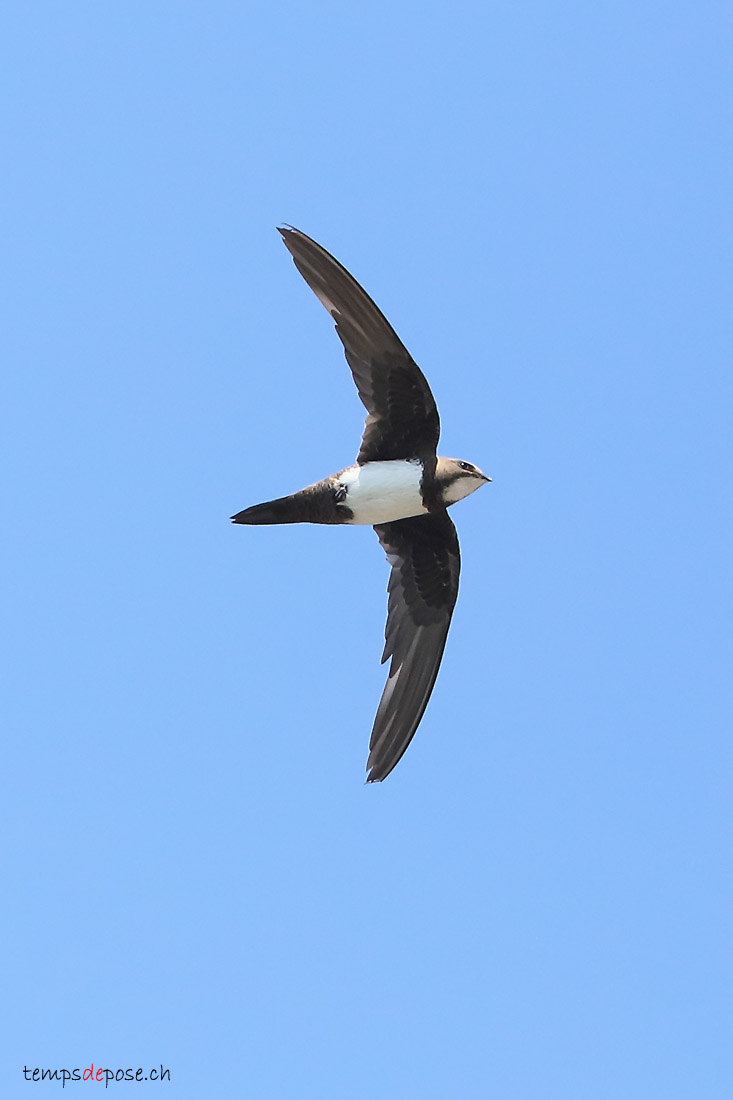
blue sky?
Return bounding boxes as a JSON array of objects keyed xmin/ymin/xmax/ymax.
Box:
[{"xmin": 3, "ymin": 2, "xmax": 731, "ymax": 1097}]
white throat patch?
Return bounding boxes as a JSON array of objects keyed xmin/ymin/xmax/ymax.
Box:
[{"xmin": 442, "ymin": 476, "xmax": 481, "ymax": 505}]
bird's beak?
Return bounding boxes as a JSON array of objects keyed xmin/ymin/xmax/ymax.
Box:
[{"xmin": 481, "ymin": 474, "xmax": 492, "ymax": 483}]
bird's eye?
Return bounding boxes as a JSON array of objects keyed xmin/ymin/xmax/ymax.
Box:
[{"xmin": 458, "ymin": 461, "xmax": 474, "ymax": 471}]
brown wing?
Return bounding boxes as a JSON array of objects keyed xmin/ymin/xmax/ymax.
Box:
[
  {"xmin": 367, "ymin": 511, "xmax": 461, "ymax": 782},
  {"xmin": 278, "ymin": 226, "xmax": 440, "ymax": 469}
]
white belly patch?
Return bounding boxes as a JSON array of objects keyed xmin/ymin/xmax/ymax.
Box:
[{"xmin": 339, "ymin": 460, "xmax": 428, "ymax": 525}]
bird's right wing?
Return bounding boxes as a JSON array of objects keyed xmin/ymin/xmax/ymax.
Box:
[
  {"xmin": 367, "ymin": 511, "xmax": 461, "ymax": 782},
  {"xmin": 278, "ymin": 226, "xmax": 440, "ymax": 470}
]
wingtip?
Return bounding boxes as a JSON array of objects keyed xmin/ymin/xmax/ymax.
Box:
[{"xmin": 365, "ymin": 754, "xmax": 393, "ymax": 783}]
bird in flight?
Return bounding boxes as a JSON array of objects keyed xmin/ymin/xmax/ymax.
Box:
[{"xmin": 233, "ymin": 227, "xmax": 490, "ymax": 782}]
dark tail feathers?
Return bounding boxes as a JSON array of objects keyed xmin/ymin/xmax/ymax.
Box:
[{"xmin": 231, "ymin": 494, "xmax": 305, "ymax": 525}]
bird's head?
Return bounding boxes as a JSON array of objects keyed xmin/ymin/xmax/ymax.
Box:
[{"xmin": 435, "ymin": 457, "xmax": 491, "ymax": 505}]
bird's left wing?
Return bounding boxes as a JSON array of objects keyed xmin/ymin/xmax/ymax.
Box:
[{"xmin": 367, "ymin": 511, "xmax": 461, "ymax": 782}]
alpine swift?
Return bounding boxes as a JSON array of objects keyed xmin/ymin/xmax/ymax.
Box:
[{"xmin": 232, "ymin": 227, "xmax": 490, "ymax": 782}]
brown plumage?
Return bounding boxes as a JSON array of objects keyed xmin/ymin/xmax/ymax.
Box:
[{"xmin": 232, "ymin": 227, "xmax": 489, "ymax": 781}]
